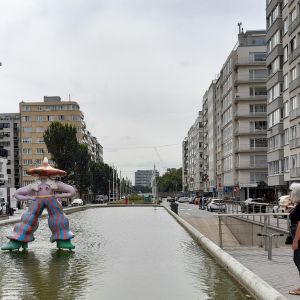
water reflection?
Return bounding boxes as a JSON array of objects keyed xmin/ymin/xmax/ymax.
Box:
[{"xmin": 0, "ymin": 250, "xmax": 89, "ymax": 300}]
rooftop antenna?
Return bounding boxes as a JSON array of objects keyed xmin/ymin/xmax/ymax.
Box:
[
  {"xmin": 238, "ymin": 22, "xmax": 242, "ymax": 34},
  {"xmin": 68, "ymin": 93, "xmax": 71, "ymax": 101}
]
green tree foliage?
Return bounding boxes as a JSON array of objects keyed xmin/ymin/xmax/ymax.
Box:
[
  {"xmin": 157, "ymin": 168, "xmax": 182, "ymax": 193},
  {"xmin": 43, "ymin": 122, "xmax": 78, "ymax": 181},
  {"xmin": 90, "ymin": 161, "xmax": 113, "ymax": 195},
  {"xmin": 71, "ymin": 144, "xmax": 91, "ymax": 197}
]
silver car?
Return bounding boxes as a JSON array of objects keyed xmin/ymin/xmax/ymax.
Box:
[{"xmin": 207, "ymin": 199, "xmax": 226, "ymax": 212}]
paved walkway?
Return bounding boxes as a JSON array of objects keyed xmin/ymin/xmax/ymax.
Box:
[{"xmin": 178, "ymin": 208, "xmax": 300, "ymax": 299}]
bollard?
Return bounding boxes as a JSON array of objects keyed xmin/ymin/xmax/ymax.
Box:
[
  {"xmin": 257, "ymin": 233, "xmax": 284, "ymax": 260},
  {"xmin": 170, "ymin": 201, "xmax": 178, "ymax": 215}
]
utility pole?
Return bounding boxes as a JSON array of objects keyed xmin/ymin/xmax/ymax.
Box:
[{"xmin": 112, "ymin": 166, "xmax": 115, "ymax": 201}]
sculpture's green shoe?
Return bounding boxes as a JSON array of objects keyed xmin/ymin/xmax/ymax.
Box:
[
  {"xmin": 1, "ymin": 240, "xmax": 27, "ymax": 251},
  {"xmin": 56, "ymin": 240, "xmax": 75, "ymax": 250}
]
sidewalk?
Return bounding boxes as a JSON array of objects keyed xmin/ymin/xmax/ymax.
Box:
[{"xmin": 181, "ymin": 212, "xmax": 299, "ymax": 299}]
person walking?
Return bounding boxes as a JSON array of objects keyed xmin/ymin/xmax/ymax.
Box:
[{"xmin": 289, "ymin": 183, "xmax": 300, "ymax": 295}]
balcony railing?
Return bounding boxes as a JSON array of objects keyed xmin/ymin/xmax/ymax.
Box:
[
  {"xmin": 235, "ymin": 163, "xmax": 267, "ymax": 169},
  {"xmin": 234, "ymin": 127, "xmax": 267, "ymax": 135},
  {"xmin": 234, "ymin": 58, "xmax": 266, "ymax": 67},
  {"xmin": 289, "ymin": 76, "xmax": 300, "ymax": 92},
  {"xmin": 234, "ymin": 76, "xmax": 267, "ymax": 85},
  {"xmin": 290, "ymin": 167, "xmax": 300, "ymax": 178},
  {"xmin": 289, "ymin": 45, "xmax": 300, "ymax": 63},
  {"xmin": 234, "ymin": 111, "xmax": 267, "ymax": 118},
  {"xmin": 234, "ymin": 93, "xmax": 267, "ymax": 102},
  {"xmin": 289, "ymin": 15, "xmax": 300, "ymax": 35},
  {"xmin": 290, "ymin": 107, "xmax": 300, "ymax": 120},
  {"xmin": 289, "ymin": 137, "xmax": 300, "ymax": 149},
  {"xmin": 235, "ymin": 146, "xmax": 268, "ymax": 152}
]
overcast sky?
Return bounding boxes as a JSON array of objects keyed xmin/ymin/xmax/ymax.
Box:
[{"xmin": 0, "ymin": 0, "xmax": 266, "ymax": 182}]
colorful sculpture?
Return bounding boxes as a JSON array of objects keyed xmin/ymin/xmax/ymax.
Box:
[{"xmin": 1, "ymin": 158, "xmax": 76, "ymax": 251}]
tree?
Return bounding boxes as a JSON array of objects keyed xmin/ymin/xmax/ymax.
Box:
[
  {"xmin": 73, "ymin": 144, "xmax": 91, "ymax": 197},
  {"xmin": 157, "ymin": 168, "xmax": 182, "ymax": 193},
  {"xmin": 43, "ymin": 122, "xmax": 78, "ymax": 181}
]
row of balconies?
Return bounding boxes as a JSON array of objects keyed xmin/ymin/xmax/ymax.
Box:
[{"xmin": 234, "ymin": 127, "xmax": 267, "ymax": 135}]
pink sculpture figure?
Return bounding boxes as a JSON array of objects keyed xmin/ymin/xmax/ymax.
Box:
[{"xmin": 1, "ymin": 158, "xmax": 76, "ymax": 251}]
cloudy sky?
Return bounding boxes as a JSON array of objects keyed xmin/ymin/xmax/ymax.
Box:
[{"xmin": 0, "ymin": 0, "xmax": 266, "ymax": 182}]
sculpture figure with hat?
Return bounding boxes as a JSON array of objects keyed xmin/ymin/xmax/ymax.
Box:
[{"xmin": 1, "ymin": 157, "xmax": 76, "ymax": 251}]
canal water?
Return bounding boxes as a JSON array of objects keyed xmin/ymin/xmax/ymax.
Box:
[{"xmin": 0, "ymin": 207, "xmax": 252, "ymax": 299}]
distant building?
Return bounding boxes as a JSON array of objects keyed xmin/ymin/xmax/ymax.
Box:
[
  {"xmin": 135, "ymin": 169, "xmax": 159, "ymax": 187},
  {"xmin": 0, "ymin": 113, "xmax": 20, "ymax": 188},
  {"xmin": 19, "ymin": 96, "xmax": 103, "ymax": 185},
  {"xmin": 182, "ymin": 111, "xmax": 205, "ymax": 193}
]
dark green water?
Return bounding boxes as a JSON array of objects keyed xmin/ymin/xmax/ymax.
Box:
[{"xmin": 0, "ymin": 207, "xmax": 252, "ymax": 299}]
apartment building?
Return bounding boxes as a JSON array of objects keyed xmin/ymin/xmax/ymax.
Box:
[
  {"xmin": 182, "ymin": 138, "xmax": 188, "ymax": 191},
  {"xmin": 266, "ymin": 0, "xmax": 300, "ymax": 196},
  {"xmin": 182, "ymin": 111, "xmax": 205, "ymax": 193},
  {"xmin": 203, "ymin": 82, "xmax": 217, "ymax": 193},
  {"xmin": 19, "ymin": 96, "xmax": 102, "ymax": 185},
  {"xmin": 135, "ymin": 169, "xmax": 159, "ymax": 187},
  {"xmin": 0, "ymin": 114, "xmax": 20, "ymax": 188},
  {"xmin": 84, "ymin": 130, "xmax": 103, "ymax": 162}
]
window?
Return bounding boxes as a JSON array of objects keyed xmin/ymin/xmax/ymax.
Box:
[
  {"xmin": 270, "ymin": 57, "xmax": 281, "ymax": 75},
  {"xmin": 36, "ymin": 137, "xmax": 44, "ymax": 144},
  {"xmin": 268, "ymin": 30, "xmax": 281, "ymax": 53},
  {"xmin": 22, "ymin": 138, "xmax": 32, "ymax": 144},
  {"xmin": 283, "ymin": 18, "xmax": 289, "ymax": 35},
  {"xmin": 291, "ymin": 66, "xmax": 297, "ymax": 81},
  {"xmin": 47, "ymin": 116, "xmax": 56, "ymax": 121},
  {"xmin": 284, "ymin": 46, "xmax": 288, "ymax": 62},
  {"xmin": 23, "ymin": 127, "xmax": 32, "ymax": 133},
  {"xmin": 250, "ymin": 138, "xmax": 268, "ymax": 148},
  {"xmin": 22, "ymin": 106, "xmax": 31, "ymax": 112},
  {"xmin": 36, "ymin": 116, "xmax": 44, "ymax": 121},
  {"xmin": 283, "ymin": 157, "xmax": 289, "ymax": 172},
  {"xmin": 23, "ymin": 159, "xmax": 33, "ymax": 166},
  {"xmin": 268, "ymin": 83, "xmax": 281, "ymax": 103},
  {"xmin": 58, "ymin": 115, "xmax": 65, "ymax": 121},
  {"xmin": 291, "ymin": 37, "xmax": 296, "ymax": 53},
  {"xmin": 22, "ymin": 116, "xmax": 31, "ymax": 122},
  {"xmin": 36, "ymin": 148, "xmax": 44, "ymax": 154},
  {"xmin": 291, "ymin": 8, "xmax": 297, "ymax": 24},
  {"xmin": 250, "ymin": 86, "xmax": 267, "ymax": 96},
  {"xmin": 22, "ymin": 148, "xmax": 32, "ymax": 154},
  {"xmin": 290, "ymin": 96, "xmax": 298, "ymax": 110},
  {"xmin": 284, "ymin": 101, "xmax": 289, "ymax": 118},
  {"xmin": 249, "ymin": 69, "xmax": 267, "ymax": 80},
  {"xmin": 290, "ymin": 125, "xmax": 297, "ymax": 140},
  {"xmin": 250, "ymin": 104, "xmax": 266, "ymax": 113},
  {"xmin": 283, "ymin": 73, "xmax": 289, "ymax": 90},
  {"xmin": 284, "ymin": 129, "xmax": 289, "ymax": 145},
  {"xmin": 249, "ymin": 52, "xmax": 267, "ymax": 62},
  {"xmin": 36, "ymin": 127, "xmax": 44, "ymax": 133}
]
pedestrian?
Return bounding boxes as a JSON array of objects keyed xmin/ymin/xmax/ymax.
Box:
[{"xmin": 289, "ymin": 182, "xmax": 300, "ymax": 295}]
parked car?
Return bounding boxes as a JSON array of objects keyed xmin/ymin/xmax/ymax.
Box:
[
  {"xmin": 240, "ymin": 198, "xmax": 268, "ymax": 213},
  {"xmin": 207, "ymin": 199, "xmax": 226, "ymax": 212},
  {"xmin": 177, "ymin": 196, "xmax": 190, "ymax": 203},
  {"xmin": 272, "ymin": 195, "xmax": 294, "ymax": 218},
  {"xmin": 93, "ymin": 195, "xmax": 108, "ymax": 204},
  {"xmin": 71, "ymin": 198, "xmax": 84, "ymax": 206},
  {"xmin": 166, "ymin": 196, "xmax": 175, "ymax": 202}
]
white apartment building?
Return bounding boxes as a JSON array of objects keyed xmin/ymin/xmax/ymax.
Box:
[
  {"xmin": 203, "ymin": 30, "xmax": 268, "ymax": 200},
  {"xmin": 182, "ymin": 111, "xmax": 205, "ymax": 193},
  {"xmin": 266, "ymin": 0, "xmax": 300, "ymax": 197}
]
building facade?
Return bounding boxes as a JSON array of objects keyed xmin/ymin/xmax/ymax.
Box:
[
  {"xmin": 199, "ymin": 30, "xmax": 268, "ymax": 200},
  {"xmin": 135, "ymin": 169, "xmax": 159, "ymax": 187},
  {"xmin": 0, "ymin": 114, "xmax": 20, "ymax": 188},
  {"xmin": 19, "ymin": 96, "xmax": 102, "ymax": 185},
  {"xmin": 182, "ymin": 111, "xmax": 205, "ymax": 193},
  {"xmin": 266, "ymin": 0, "xmax": 300, "ymax": 197}
]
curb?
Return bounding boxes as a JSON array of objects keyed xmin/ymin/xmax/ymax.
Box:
[{"xmin": 164, "ymin": 206, "xmax": 286, "ymax": 300}]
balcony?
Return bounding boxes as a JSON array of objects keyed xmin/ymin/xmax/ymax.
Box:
[
  {"xmin": 235, "ymin": 146, "xmax": 268, "ymax": 153},
  {"xmin": 289, "ymin": 76, "xmax": 300, "ymax": 92},
  {"xmin": 290, "ymin": 107, "xmax": 300, "ymax": 121},
  {"xmin": 234, "ymin": 75, "xmax": 267, "ymax": 86},
  {"xmin": 234, "ymin": 127, "xmax": 267, "ymax": 135},
  {"xmin": 234, "ymin": 58, "xmax": 266, "ymax": 69},
  {"xmin": 289, "ymin": 137, "xmax": 300, "ymax": 149},
  {"xmin": 235, "ymin": 163, "xmax": 267, "ymax": 170},
  {"xmin": 289, "ymin": 46, "xmax": 300, "ymax": 64},
  {"xmin": 289, "ymin": 15, "xmax": 300, "ymax": 36},
  {"xmin": 234, "ymin": 93, "xmax": 267, "ymax": 102},
  {"xmin": 290, "ymin": 167, "xmax": 300, "ymax": 178},
  {"xmin": 234, "ymin": 111, "xmax": 267, "ymax": 118}
]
